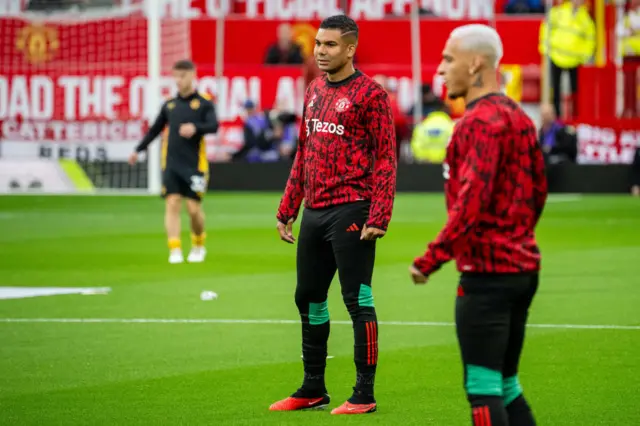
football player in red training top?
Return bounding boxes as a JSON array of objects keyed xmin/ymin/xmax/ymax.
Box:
[
  {"xmin": 270, "ymin": 15, "xmax": 397, "ymax": 415},
  {"xmin": 410, "ymin": 24, "xmax": 548, "ymax": 426}
]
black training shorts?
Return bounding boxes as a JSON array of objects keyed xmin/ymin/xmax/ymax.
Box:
[{"xmin": 162, "ymin": 167, "xmax": 207, "ymax": 201}]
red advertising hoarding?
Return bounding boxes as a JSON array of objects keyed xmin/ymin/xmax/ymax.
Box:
[{"xmin": 1, "ymin": 13, "xmax": 637, "ymax": 164}]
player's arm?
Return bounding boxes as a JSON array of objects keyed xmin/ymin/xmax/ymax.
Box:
[
  {"xmin": 413, "ymin": 119, "xmax": 501, "ymax": 276},
  {"xmin": 365, "ymin": 90, "xmax": 397, "ymax": 232},
  {"xmin": 193, "ymin": 100, "xmax": 219, "ymax": 134},
  {"xmin": 276, "ymin": 102, "xmax": 308, "ymax": 226},
  {"xmin": 134, "ymin": 104, "xmax": 168, "ymax": 153}
]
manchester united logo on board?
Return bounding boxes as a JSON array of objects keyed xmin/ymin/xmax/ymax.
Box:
[
  {"xmin": 335, "ymin": 98, "xmax": 351, "ymax": 113},
  {"xmin": 292, "ymin": 23, "xmax": 317, "ymax": 58},
  {"xmin": 15, "ymin": 24, "xmax": 59, "ymax": 64}
]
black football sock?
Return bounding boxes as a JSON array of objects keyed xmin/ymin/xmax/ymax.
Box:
[
  {"xmin": 348, "ymin": 304, "xmax": 377, "ymax": 404},
  {"xmin": 298, "ymin": 301, "xmax": 330, "ymax": 395},
  {"xmin": 506, "ymin": 395, "xmax": 536, "ymax": 426},
  {"xmin": 468, "ymin": 395, "xmax": 509, "ymax": 426}
]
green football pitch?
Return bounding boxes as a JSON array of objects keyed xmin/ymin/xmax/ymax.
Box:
[{"xmin": 0, "ymin": 193, "xmax": 639, "ymax": 425}]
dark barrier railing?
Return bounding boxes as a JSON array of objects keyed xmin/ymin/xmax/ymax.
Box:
[
  {"xmin": 206, "ymin": 163, "xmax": 635, "ymax": 194},
  {"xmin": 77, "ymin": 162, "xmax": 636, "ymax": 194}
]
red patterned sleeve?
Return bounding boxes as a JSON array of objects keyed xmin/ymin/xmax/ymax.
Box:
[
  {"xmin": 276, "ymin": 102, "xmax": 307, "ymax": 224},
  {"xmin": 365, "ymin": 90, "xmax": 397, "ymax": 231},
  {"xmin": 413, "ymin": 119, "xmax": 501, "ymax": 275}
]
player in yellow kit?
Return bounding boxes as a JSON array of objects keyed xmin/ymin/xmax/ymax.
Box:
[{"xmin": 129, "ymin": 60, "xmax": 218, "ymax": 264}]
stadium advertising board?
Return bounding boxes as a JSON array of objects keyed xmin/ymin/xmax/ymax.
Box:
[
  {"xmin": 3, "ymin": 66, "xmax": 637, "ymax": 165},
  {"xmin": 0, "ymin": 62, "xmax": 527, "ymax": 161},
  {"xmin": 105, "ymin": 0, "xmax": 498, "ymax": 19},
  {"xmin": 1, "ymin": 16, "xmax": 637, "ymax": 164},
  {"xmin": 574, "ymin": 122, "xmax": 640, "ymax": 165},
  {"xmin": 0, "ymin": 17, "xmax": 544, "ymax": 68},
  {"xmin": 189, "ymin": 18, "xmax": 543, "ymax": 67},
  {"xmin": 0, "ymin": 67, "xmax": 304, "ymax": 161}
]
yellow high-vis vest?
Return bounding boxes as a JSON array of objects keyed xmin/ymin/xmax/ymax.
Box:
[
  {"xmin": 539, "ymin": 2, "xmax": 596, "ymax": 69},
  {"xmin": 411, "ymin": 111, "xmax": 454, "ymax": 164},
  {"xmin": 622, "ymin": 11, "xmax": 640, "ymax": 56}
]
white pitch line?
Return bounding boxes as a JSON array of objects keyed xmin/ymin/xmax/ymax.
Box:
[
  {"xmin": 546, "ymin": 194, "xmax": 583, "ymax": 203},
  {"xmin": 0, "ymin": 318, "xmax": 638, "ymax": 330}
]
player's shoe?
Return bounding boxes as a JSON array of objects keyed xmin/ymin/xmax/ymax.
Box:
[
  {"xmin": 168, "ymin": 248, "xmax": 184, "ymax": 264},
  {"xmin": 269, "ymin": 391, "xmax": 330, "ymax": 411},
  {"xmin": 330, "ymin": 401, "xmax": 377, "ymax": 415},
  {"xmin": 187, "ymin": 247, "xmax": 206, "ymax": 263}
]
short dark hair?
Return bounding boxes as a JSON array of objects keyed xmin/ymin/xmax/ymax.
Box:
[
  {"xmin": 173, "ymin": 59, "xmax": 195, "ymax": 71},
  {"xmin": 319, "ymin": 15, "xmax": 358, "ymax": 40}
]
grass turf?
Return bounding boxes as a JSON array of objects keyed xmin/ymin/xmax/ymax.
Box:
[{"xmin": 0, "ymin": 193, "xmax": 639, "ymax": 425}]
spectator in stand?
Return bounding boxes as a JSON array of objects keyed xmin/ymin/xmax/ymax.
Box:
[
  {"xmin": 539, "ymin": 0, "xmax": 596, "ymax": 119},
  {"xmin": 538, "ymin": 103, "xmax": 578, "ymax": 164},
  {"xmin": 268, "ymin": 103, "xmax": 298, "ymax": 161},
  {"xmin": 620, "ymin": 0, "xmax": 640, "ymax": 117},
  {"xmin": 632, "ymin": 146, "xmax": 640, "ymax": 196},
  {"xmin": 264, "ymin": 23, "xmax": 304, "ymax": 65},
  {"xmin": 27, "ymin": 0, "xmax": 114, "ymax": 10},
  {"xmin": 505, "ymin": 0, "xmax": 544, "ymax": 14},
  {"xmin": 408, "ymin": 84, "xmax": 449, "ymax": 127},
  {"xmin": 621, "ymin": 0, "xmax": 640, "ymax": 56},
  {"xmin": 232, "ymin": 101, "xmax": 279, "ymax": 163},
  {"xmin": 233, "ymin": 100, "xmax": 298, "ymax": 163}
]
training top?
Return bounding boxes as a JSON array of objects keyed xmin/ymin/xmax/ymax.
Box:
[
  {"xmin": 136, "ymin": 91, "xmax": 218, "ymax": 172},
  {"xmin": 414, "ymin": 93, "xmax": 548, "ymax": 275},
  {"xmin": 277, "ymin": 70, "xmax": 397, "ymax": 231}
]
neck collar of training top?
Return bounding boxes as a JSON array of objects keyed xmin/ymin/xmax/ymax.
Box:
[
  {"xmin": 178, "ymin": 90, "xmax": 198, "ymax": 100},
  {"xmin": 325, "ymin": 69, "xmax": 362, "ymax": 88},
  {"xmin": 466, "ymin": 92, "xmax": 504, "ymax": 110}
]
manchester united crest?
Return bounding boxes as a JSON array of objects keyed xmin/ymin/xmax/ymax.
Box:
[
  {"xmin": 335, "ymin": 98, "xmax": 351, "ymax": 113},
  {"xmin": 15, "ymin": 24, "xmax": 59, "ymax": 64}
]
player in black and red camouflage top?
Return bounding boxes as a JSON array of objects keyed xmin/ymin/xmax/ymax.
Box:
[
  {"xmin": 409, "ymin": 25, "xmax": 547, "ymax": 426},
  {"xmin": 270, "ymin": 15, "xmax": 396, "ymax": 416}
]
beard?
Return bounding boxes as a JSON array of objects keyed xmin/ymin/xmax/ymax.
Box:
[{"xmin": 322, "ymin": 60, "xmax": 348, "ymax": 76}]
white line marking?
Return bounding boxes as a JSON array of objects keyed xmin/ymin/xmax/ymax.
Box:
[
  {"xmin": 546, "ymin": 194, "xmax": 582, "ymax": 203},
  {"xmin": 0, "ymin": 318, "xmax": 637, "ymax": 330}
]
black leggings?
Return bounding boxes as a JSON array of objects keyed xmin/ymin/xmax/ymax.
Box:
[
  {"xmin": 456, "ymin": 273, "xmax": 539, "ymax": 426},
  {"xmin": 295, "ymin": 201, "xmax": 378, "ymax": 397}
]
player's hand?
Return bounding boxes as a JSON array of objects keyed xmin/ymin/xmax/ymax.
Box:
[
  {"xmin": 277, "ymin": 218, "xmax": 296, "ymax": 244},
  {"xmin": 179, "ymin": 123, "xmax": 197, "ymax": 138},
  {"xmin": 409, "ymin": 264, "xmax": 429, "ymax": 285},
  {"xmin": 128, "ymin": 152, "xmax": 138, "ymax": 166},
  {"xmin": 360, "ymin": 224, "xmax": 385, "ymax": 241}
]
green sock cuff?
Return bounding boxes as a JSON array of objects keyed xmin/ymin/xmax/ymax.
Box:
[
  {"xmin": 309, "ymin": 300, "xmax": 329, "ymax": 325},
  {"xmin": 465, "ymin": 365, "xmax": 503, "ymax": 396},
  {"xmin": 503, "ymin": 375, "xmax": 523, "ymax": 406},
  {"xmin": 358, "ymin": 284, "xmax": 375, "ymax": 308}
]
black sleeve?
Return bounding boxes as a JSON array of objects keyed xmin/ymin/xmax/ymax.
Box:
[
  {"xmin": 264, "ymin": 45, "xmax": 280, "ymax": 64},
  {"xmin": 194, "ymin": 101, "xmax": 219, "ymax": 134},
  {"xmin": 289, "ymin": 44, "xmax": 304, "ymax": 64},
  {"xmin": 232, "ymin": 125, "xmax": 256, "ymax": 161},
  {"xmin": 135, "ymin": 105, "xmax": 167, "ymax": 153},
  {"xmin": 278, "ymin": 112, "xmax": 298, "ymax": 125}
]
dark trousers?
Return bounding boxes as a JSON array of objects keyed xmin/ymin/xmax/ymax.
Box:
[
  {"xmin": 632, "ymin": 148, "xmax": 640, "ymax": 187},
  {"xmin": 295, "ymin": 201, "xmax": 378, "ymax": 397},
  {"xmin": 550, "ymin": 61, "xmax": 579, "ymax": 119},
  {"xmin": 456, "ymin": 273, "xmax": 539, "ymax": 426}
]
